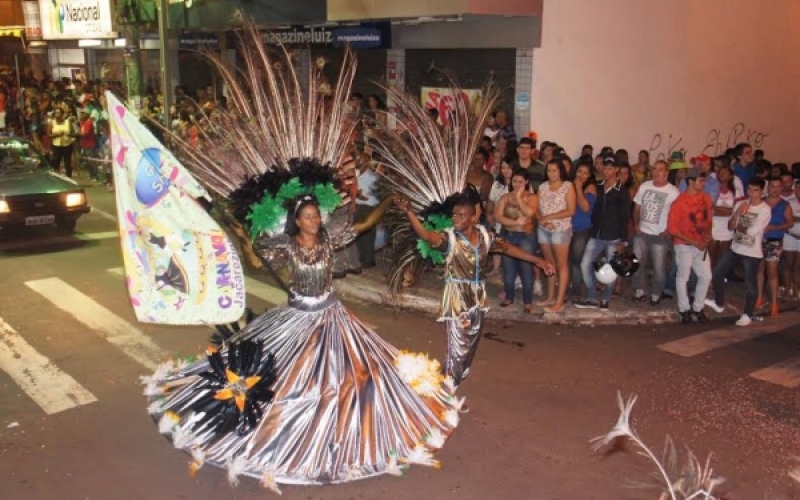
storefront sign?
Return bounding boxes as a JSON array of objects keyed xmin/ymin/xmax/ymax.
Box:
[
  {"xmin": 179, "ymin": 33, "xmax": 219, "ymax": 51},
  {"xmin": 421, "ymin": 87, "xmax": 483, "ymax": 127},
  {"xmin": 262, "ymin": 22, "xmax": 390, "ymax": 49},
  {"xmin": 38, "ymin": 0, "xmax": 116, "ymax": 40},
  {"xmin": 23, "ymin": 1, "xmax": 43, "ymax": 41}
]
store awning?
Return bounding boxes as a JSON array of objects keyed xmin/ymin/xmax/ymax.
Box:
[
  {"xmin": 327, "ymin": 0, "xmax": 542, "ymax": 21},
  {"xmin": 0, "ymin": 26, "xmax": 25, "ymax": 38}
]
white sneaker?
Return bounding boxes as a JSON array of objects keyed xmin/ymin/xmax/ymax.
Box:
[
  {"xmin": 735, "ymin": 314, "xmax": 752, "ymax": 327},
  {"xmin": 704, "ymin": 299, "xmax": 724, "ymax": 313},
  {"xmin": 534, "ymin": 280, "xmax": 543, "ymax": 296}
]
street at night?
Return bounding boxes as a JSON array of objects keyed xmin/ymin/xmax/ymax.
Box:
[{"xmin": 1, "ymin": 186, "xmax": 799, "ymax": 500}]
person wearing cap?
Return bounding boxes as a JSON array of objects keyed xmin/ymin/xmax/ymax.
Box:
[
  {"xmin": 667, "ymin": 167, "xmax": 713, "ymax": 324},
  {"xmin": 575, "ymin": 156, "xmax": 632, "ymax": 309},
  {"xmin": 705, "ymin": 177, "xmax": 771, "ymax": 326},
  {"xmin": 679, "ymin": 154, "xmax": 719, "ymax": 205},
  {"xmin": 631, "ymin": 160, "xmax": 680, "ymax": 305}
]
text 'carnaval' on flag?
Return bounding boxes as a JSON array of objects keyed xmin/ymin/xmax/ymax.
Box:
[{"xmin": 106, "ymin": 91, "xmax": 246, "ymax": 325}]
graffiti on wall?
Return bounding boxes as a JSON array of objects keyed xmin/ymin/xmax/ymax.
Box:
[{"xmin": 648, "ymin": 123, "xmax": 770, "ymax": 161}]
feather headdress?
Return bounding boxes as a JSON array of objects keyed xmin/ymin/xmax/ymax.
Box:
[
  {"xmin": 369, "ymin": 80, "xmax": 500, "ymax": 292},
  {"xmin": 163, "ymin": 17, "xmax": 358, "ymax": 237}
]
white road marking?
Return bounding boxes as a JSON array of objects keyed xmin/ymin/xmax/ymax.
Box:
[
  {"xmin": 750, "ymin": 356, "xmax": 800, "ymax": 388},
  {"xmin": 77, "ymin": 231, "xmax": 118, "ymax": 241},
  {"xmin": 90, "ymin": 207, "xmax": 118, "ymax": 222},
  {"xmin": 25, "ymin": 278, "xmax": 165, "ymax": 370},
  {"xmin": 0, "ymin": 316, "xmax": 98, "ymax": 414},
  {"xmin": 657, "ymin": 312, "xmax": 800, "ymax": 357},
  {"xmin": 106, "ymin": 267, "xmax": 378, "ymax": 330}
]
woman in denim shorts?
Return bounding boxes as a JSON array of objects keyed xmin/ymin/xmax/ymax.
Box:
[{"xmin": 537, "ymin": 159, "xmax": 576, "ymax": 313}]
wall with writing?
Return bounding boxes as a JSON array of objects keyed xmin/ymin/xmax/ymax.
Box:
[{"xmin": 530, "ymin": 0, "xmax": 800, "ymax": 163}]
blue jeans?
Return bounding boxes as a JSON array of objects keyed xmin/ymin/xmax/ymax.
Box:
[
  {"xmin": 710, "ymin": 249, "xmax": 760, "ymax": 316},
  {"xmin": 631, "ymin": 232, "xmax": 670, "ymax": 299},
  {"xmin": 569, "ymin": 229, "xmax": 591, "ymax": 297},
  {"xmin": 580, "ymin": 237, "xmax": 621, "ymax": 302},
  {"xmin": 501, "ymin": 229, "xmax": 536, "ymax": 304}
]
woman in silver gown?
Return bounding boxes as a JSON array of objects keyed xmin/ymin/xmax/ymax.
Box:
[{"xmin": 143, "ymin": 196, "xmax": 462, "ymax": 490}]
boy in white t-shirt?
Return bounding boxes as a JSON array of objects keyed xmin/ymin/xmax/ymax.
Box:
[{"xmin": 705, "ymin": 177, "xmax": 771, "ymax": 326}]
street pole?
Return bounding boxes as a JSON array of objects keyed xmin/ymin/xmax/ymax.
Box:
[
  {"xmin": 158, "ymin": 0, "xmax": 172, "ymax": 129},
  {"xmin": 123, "ymin": 20, "xmax": 143, "ymax": 115}
]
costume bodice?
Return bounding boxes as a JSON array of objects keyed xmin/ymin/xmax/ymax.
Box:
[{"xmin": 253, "ymin": 216, "xmax": 356, "ymax": 300}]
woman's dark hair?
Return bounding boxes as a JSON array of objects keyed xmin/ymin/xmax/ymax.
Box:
[
  {"xmin": 284, "ymin": 196, "xmax": 320, "ymax": 237},
  {"xmin": 367, "ymin": 94, "xmax": 386, "ymax": 110},
  {"xmin": 716, "ymin": 164, "xmax": 737, "ymax": 196},
  {"xmin": 571, "ymin": 160, "xmax": 596, "ymax": 192},
  {"xmin": 618, "ymin": 164, "xmax": 634, "ymax": 190},
  {"xmin": 509, "ymin": 168, "xmax": 529, "ymax": 192},
  {"xmin": 546, "ymin": 158, "xmax": 569, "ymax": 182},
  {"xmin": 495, "ymin": 160, "xmax": 513, "ymax": 187}
]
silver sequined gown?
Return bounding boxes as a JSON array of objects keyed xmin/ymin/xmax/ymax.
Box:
[
  {"xmin": 144, "ymin": 219, "xmax": 460, "ymax": 486},
  {"xmin": 437, "ymin": 227, "xmax": 492, "ymax": 386}
]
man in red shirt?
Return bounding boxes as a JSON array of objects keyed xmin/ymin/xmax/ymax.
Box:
[
  {"xmin": 667, "ymin": 167, "xmax": 713, "ymax": 324},
  {"xmin": 77, "ymin": 108, "xmax": 98, "ymax": 181}
]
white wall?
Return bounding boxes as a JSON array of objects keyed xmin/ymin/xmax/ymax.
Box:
[{"xmin": 530, "ymin": 0, "xmax": 800, "ymax": 163}]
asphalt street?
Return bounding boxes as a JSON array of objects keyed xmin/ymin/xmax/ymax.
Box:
[{"xmin": 1, "ymin": 185, "xmax": 799, "ymax": 500}]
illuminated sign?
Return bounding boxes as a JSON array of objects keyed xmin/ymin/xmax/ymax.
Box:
[{"xmin": 38, "ymin": 0, "xmax": 116, "ymax": 40}]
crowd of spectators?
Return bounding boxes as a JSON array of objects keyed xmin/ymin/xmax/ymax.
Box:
[{"xmin": 2, "ymin": 69, "xmax": 799, "ymax": 325}]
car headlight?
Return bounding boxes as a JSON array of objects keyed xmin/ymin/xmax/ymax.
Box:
[
  {"xmin": 65, "ymin": 192, "xmax": 85, "ymax": 207},
  {"xmin": 0, "ymin": 200, "xmax": 8, "ymax": 213}
]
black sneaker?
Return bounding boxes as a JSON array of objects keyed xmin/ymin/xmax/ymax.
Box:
[
  {"xmin": 692, "ymin": 310, "xmax": 709, "ymax": 324},
  {"xmin": 633, "ymin": 292, "xmax": 647, "ymax": 302},
  {"xmin": 574, "ymin": 299, "xmax": 600, "ymax": 309},
  {"xmin": 650, "ymin": 297, "xmax": 661, "ymax": 306},
  {"xmin": 680, "ymin": 310, "xmax": 693, "ymax": 324},
  {"xmin": 598, "ymin": 300, "xmax": 609, "ymax": 309}
]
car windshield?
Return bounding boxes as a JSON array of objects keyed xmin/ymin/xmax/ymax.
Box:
[{"xmin": 0, "ymin": 140, "xmax": 48, "ymax": 173}]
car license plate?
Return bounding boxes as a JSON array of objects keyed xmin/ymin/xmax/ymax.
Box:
[{"xmin": 25, "ymin": 215, "xmax": 55, "ymax": 226}]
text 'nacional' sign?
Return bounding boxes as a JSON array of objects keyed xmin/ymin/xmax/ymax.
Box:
[{"xmin": 38, "ymin": 0, "xmax": 116, "ymax": 40}]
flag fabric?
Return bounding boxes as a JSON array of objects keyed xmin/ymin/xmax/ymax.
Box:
[{"xmin": 106, "ymin": 91, "xmax": 246, "ymax": 325}]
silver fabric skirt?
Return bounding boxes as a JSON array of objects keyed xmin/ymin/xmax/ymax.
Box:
[{"xmin": 144, "ymin": 292, "xmax": 463, "ymax": 487}]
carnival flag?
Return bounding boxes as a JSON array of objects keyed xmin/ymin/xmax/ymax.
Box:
[{"xmin": 106, "ymin": 91, "xmax": 246, "ymax": 325}]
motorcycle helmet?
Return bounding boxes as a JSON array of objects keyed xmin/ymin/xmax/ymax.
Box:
[
  {"xmin": 594, "ymin": 260, "xmax": 617, "ymax": 285},
  {"xmin": 610, "ymin": 249, "xmax": 640, "ymax": 278},
  {"xmin": 594, "ymin": 250, "xmax": 640, "ymax": 285}
]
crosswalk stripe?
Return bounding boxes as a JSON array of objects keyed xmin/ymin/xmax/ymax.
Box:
[
  {"xmin": 25, "ymin": 278, "xmax": 165, "ymax": 370},
  {"xmin": 0, "ymin": 316, "xmax": 98, "ymax": 414},
  {"xmin": 657, "ymin": 312, "xmax": 800, "ymax": 357},
  {"xmin": 90, "ymin": 207, "xmax": 118, "ymax": 222},
  {"xmin": 750, "ymin": 356, "xmax": 800, "ymax": 388},
  {"xmin": 76, "ymin": 230, "xmax": 118, "ymax": 241}
]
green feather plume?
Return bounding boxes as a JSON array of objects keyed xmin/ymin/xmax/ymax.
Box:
[
  {"xmin": 416, "ymin": 214, "xmax": 453, "ymax": 264},
  {"xmin": 312, "ymin": 183, "xmax": 343, "ymax": 214}
]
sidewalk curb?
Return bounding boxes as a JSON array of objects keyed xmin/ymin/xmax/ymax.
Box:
[{"xmin": 334, "ymin": 275, "xmax": 688, "ymax": 326}]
